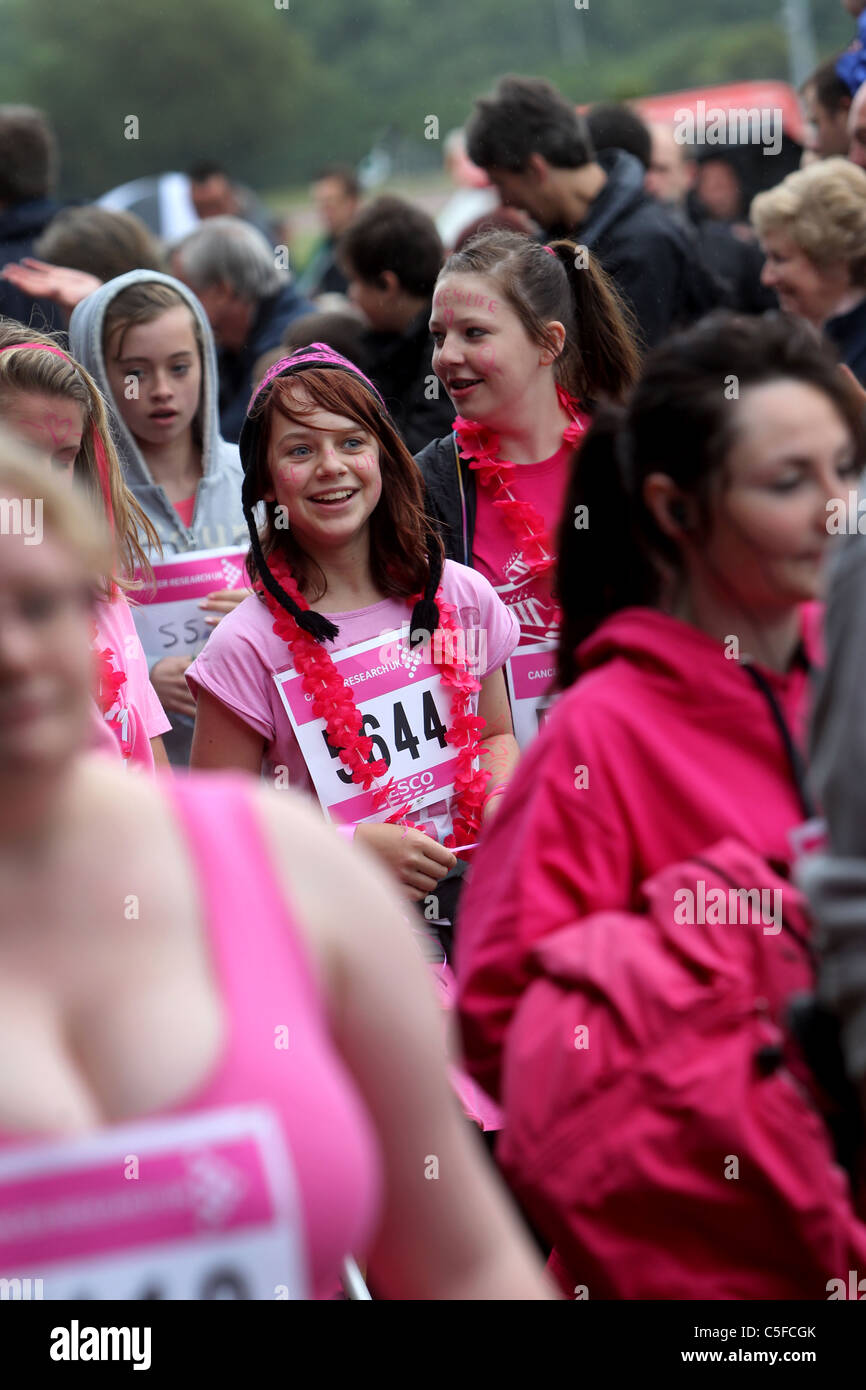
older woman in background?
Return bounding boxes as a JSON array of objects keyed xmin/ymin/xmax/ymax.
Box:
[{"xmin": 752, "ymin": 157, "xmax": 866, "ymax": 383}]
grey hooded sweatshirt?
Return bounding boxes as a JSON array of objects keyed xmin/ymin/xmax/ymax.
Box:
[
  {"xmin": 70, "ymin": 269, "xmax": 248, "ymax": 557},
  {"xmin": 71, "ymin": 270, "xmax": 250, "ymax": 765}
]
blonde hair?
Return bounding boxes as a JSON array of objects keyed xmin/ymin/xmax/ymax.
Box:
[
  {"xmin": 0, "ymin": 425, "xmax": 113, "ymax": 585},
  {"xmin": 0, "ymin": 320, "xmax": 160, "ymax": 590},
  {"xmin": 751, "ymin": 157, "xmax": 866, "ymax": 286}
]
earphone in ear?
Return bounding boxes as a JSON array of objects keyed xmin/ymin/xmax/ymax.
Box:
[{"xmin": 669, "ymin": 500, "xmax": 689, "ymax": 530}]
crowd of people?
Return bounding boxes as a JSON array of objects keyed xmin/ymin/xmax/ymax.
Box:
[{"xmin": 3, "ymin": 2, "xmax": 866, "ymax": 1303}]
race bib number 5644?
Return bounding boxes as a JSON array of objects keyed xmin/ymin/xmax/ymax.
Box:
[{"xmin": 275, "ymin": 627, "xmax": 462, "ymax": 825}]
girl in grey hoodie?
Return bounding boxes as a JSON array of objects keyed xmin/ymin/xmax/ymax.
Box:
[{"xmin": 71, "ymin": 271, "xmax": 249, "ymax": 763}]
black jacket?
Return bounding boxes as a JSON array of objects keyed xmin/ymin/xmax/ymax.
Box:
[
  {"xmin": 363, "ymin": 304, "xmax": 455, "ymax": 455},
  {"xmin": 0, "ymin": 197, "xmax": 64, "ymax": 331},
  {"xmin": 552, "ymin": 149, "xmax": 722, "ymax": 348},
  {"xmin": 218, "ymin": 279, "xmax": 314, "ymax": 442},
  {"xmin": 666, "ymin": 204, "xmax": 775, "ymax": 315},
  {"xmin": 414, "ymin": 431, "xmax": 476, "ymax": 565},
  {"xmin": 825, "ymin": 298, "xmax": 866, "ymax": 387}
]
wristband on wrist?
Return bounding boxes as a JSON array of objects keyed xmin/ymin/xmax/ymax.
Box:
[{"xmin": 336, "ymin": 824, "xmax": 357, "ymax": 843}]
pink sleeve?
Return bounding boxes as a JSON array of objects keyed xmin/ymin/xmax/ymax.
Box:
[
  {"xmin": 456, "ymin": 694, "xmax": 633, "ymax": 1101},
  {"xmin": 186, "ymin": 607, "xmax": 277, "ymax": 743},
  {"xmin": 335, "ymin": 825, "xmax": 357, "ymax": 843},
  {"xmin": 141, "ymin": 668, "xmax": 172, "ymax": 740}
]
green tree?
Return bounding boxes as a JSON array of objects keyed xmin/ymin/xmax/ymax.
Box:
[{"xmin": 0, "ymin": 0, "xmax": 325, "ymax": 196}]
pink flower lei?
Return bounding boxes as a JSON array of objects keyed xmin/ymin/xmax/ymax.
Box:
[
  {"xmin": 257, "ymin": 552, "xmax": 490, "ymax": 847},
  {"xmin": 93, "ymin": 643, "xmax": 133, "ymax": 758},
  {"xmin": 454, "ymin": 384, "xmax": 588, "ymax": 580}
]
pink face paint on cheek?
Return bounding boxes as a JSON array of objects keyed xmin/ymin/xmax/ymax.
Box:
[
  {"xmin": 478, "ymin": 343, "xmax": 497, "ymax": 370},
  {"xmin": 353, "ymin": 452, "xmax": 375, "ymax": 473}
]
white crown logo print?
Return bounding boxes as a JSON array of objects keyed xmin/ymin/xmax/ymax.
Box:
[
  {"xmin": 185, "ymin": 1150, "xmax": 246, "ymax": 1227},
  {"xmin": 220, "ymin": 558, "xmax": 244, "ymax": 588}
]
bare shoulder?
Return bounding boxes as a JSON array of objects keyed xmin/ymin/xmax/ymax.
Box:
[{"xmin": 250, "ymin": 788, "xmax": 408, "ymax": 1002}]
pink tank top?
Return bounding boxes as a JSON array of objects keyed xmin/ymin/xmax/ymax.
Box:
[{"xmin": 0, "ymin": 773, "xmax": 382, "ymax": 1299}]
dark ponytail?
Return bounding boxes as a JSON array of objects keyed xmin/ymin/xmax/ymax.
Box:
[
  {"xmin": 554, "ymin": 404, "xmax": 661, "ymax": 688},
  {"xmin": 548, "ymin": 238, "xmax": 641, "ymax": 404},
  {"xmin": 410, "ymin": 523, "xmax": 444, "ymax": 644},
  {"xmin": 554, "ymin": 309, "xmax": 866, "ymax": 690}
]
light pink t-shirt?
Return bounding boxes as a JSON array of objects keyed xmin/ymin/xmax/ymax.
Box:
[
  {"xmin": 187, "ymin": 560, "xmax": 519, "ymax": 839},
  {"xmin": 471, "ymin": 440, "xmax": 574, "ymax": 647},
  {"xmin": 93, "ymin": 593, "xmax": 172, "ymax": 772}
]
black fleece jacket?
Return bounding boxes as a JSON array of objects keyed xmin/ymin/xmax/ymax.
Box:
[
  {"xmin": 414, "ymin": 431, "xmax": 476, "ymax": 566},
  {"xmin": 550, "ymin": 149, "xmax": 723, "ymax": 349}
]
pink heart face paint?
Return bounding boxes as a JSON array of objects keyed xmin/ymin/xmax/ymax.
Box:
[
  {"xmin": 430, "ymin": 272, "xmax": 547, "ymax": 425},
  {"xmin": 3, "ymin": 390, "xmax": 87, "ymax": 481}
]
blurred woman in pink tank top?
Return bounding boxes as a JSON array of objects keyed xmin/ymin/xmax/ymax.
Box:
[{"xmin": 0, "ymin": 442, "xmax": 553, "ymax": 1300}]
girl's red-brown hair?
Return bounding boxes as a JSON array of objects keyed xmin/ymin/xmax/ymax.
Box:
[{"xmin": 245, "ymin": 367, "xmax": 442, "ymax": 607}]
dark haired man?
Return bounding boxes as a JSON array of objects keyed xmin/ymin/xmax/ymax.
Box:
[
  {"xmin": 297, "ymin": 166, "xmax": 362, "ymax": 299},
  {"xmin": 341, "ymin": 195, "xmax": 454, "ymax": 453},
  {"xmin": 465, "ymin": 76, "xmax": 721, "ymax": 347},
  {"xmin": 187, "ymin": 160, "xmax": 274, "ymax": 239},
  {"xmin": 586, "ymin": 102, "xmax": 652, "ymax": 171},
  {"xmin": 800, "ymin": 59, "xmax": 853, "ymax": 159}
]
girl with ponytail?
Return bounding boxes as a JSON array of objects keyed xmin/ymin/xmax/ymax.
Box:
[
  {"xmin": 0, "ymin": 321, "xmax": 171, "ymax": 770},
  {"xmin": 417, "ymin": 228, "xmax": 640, "ymax": 748},
  {"xmin": 187, "ymin": 345, "xmax": 520, "ymax": 921}
]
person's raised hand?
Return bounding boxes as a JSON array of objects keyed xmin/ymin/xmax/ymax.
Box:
[
  {"xmin": 199, "ymin": 587, "xmax": 253, "ymax": 626},
  {"xmin": 150, "ymin": 654, "xmax": 197, "ymax": 718},
  {"xmin": 1, "ymin": 259, "xmax": 102, "ymax": 314}
]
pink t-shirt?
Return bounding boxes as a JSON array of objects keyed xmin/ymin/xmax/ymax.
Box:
[
  {"xmin": 187, "ymin": 560, "xmax": 519, "ymax": 840},
  {"xmin": 471, "ymin": 441, "xmax": 574, "ymax": 646},
  {"xmin": 93, "ymin": 593, "xmax": 172, "ymax": 772}
]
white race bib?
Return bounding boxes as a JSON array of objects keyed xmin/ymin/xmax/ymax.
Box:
[
  {"xmin": 133, "ymin": 547, "xmax": 248, "ymax": 667},
  {"xmin": 275, "ymin": 627, "xmax": 464, "ymax": 831},
  {"xmin": 505, "ymin": 640, "xmax": 558, "ymax": 749},
  {"xmin": 0, "ymin": 1105, "xmax": 308, "ymax": 1300}
]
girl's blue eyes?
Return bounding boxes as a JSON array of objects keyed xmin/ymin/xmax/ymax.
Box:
[{"xmin": 287, "ymin": 439, "xmax": 365, "ymax": 458}]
